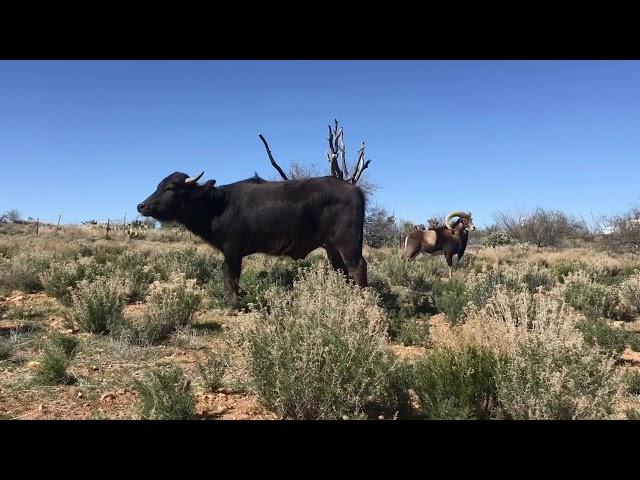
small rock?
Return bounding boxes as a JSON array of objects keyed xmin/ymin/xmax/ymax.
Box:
[
  {"xmin": 378, "ymin": 415, "xmax": 384, "ymax": 420},
  {"xmin": 91, "ymin": 366, "xmax": 99, "ymax": 371},
  {"xmin": 100, "ymin": 393, "xmax": 115, "ymax": 402},
  {"xmin": 116, "ymin": 388, "xmax": 126, "ymax": 396},
  {"xmin": 213, "ymin": 406, "xmax": 226, "ymax": 415},
  {"xmin": 77, "ymin": 392, "xmax": 84, "ymax": 399},
  {"xmin": 1, "ymin": 313, "xmax": 7, "ymax": 319},
  {"xmin": 342, "ymin": 415, "xmax": 349, "ymax": 420},
  {"xmin": 83, "ymin": 403, "xmax": 90, "ymax": 407},
  {"xmin": 38, "ymin": 404, "xmax": 44, "ymax": 412}
]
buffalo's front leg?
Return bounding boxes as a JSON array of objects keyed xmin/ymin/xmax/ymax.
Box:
[{"xmin": 223, "ymin": 255, "xmax": 244, "ymax": 304}]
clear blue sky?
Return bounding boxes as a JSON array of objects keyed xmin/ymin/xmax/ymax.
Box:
[{"xmin": 1, "ymin": 60, "xmax": 639, "ymax": 228}]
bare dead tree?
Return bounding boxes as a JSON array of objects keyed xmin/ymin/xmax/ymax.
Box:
[
  {"xmin": 326, "ymin": 119, "xmax": 371, "ymax": 184},
  {"xmin": 258, "ymin": 119, "xmax": 373, "ymax": 188}
]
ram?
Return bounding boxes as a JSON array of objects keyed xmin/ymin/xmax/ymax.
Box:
[{"xmin": 403, "ymin": 211, "xmax": 475, "ymax": 278}]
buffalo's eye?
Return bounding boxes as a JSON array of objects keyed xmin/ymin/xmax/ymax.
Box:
[{"xmin": 166, "ymin": 184, "xmax": 176, "ymax": 191}]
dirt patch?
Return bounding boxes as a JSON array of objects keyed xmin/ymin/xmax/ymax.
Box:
[
  {"xmin": 620, "ymin": 348, "xmax": 640, "ymax": 368},
  {"xmin": 196, "ymin": 392, "xmax": 277, "ymax": 420}
]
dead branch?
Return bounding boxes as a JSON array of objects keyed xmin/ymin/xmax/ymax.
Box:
[
  {"xmin": 258, "ymin": 133, "xmax": 288, "ymax": 181},
  {"xmin": 347, "ymin": 142, "xmax": 371, "ymax": 184}
]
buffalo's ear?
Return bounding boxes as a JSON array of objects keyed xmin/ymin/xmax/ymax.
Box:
[{"xmin": 203, "ymin": 179, "xmax": 216, "ymax": 189}]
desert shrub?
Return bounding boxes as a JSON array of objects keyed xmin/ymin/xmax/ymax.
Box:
[
  {"xmin": 70, "ymin": 277, "xmax": 128, "ymax": 334},
  {"xmin": 368, "ymin": 253, "xmax": 440, "ymax": 314},
  {"xmin": 0, "ymin": 250, "xmax": 56, "ymax": 294},
  {"xmin": 40, "ymin": 256, "xmax": 105, "ymax": 305},
  {"xmin": 133, "ymin": 274, "xmax": 203, "ymax": 345},
  {"xmin": 35, "ymin": 345, "xmax": 73, "ymax": 385},
  {"xmin": 483, "ymin": 230, "xmax": 513, "ymax": 248},
  {"xmin": 246, "ymin": 264, "xmax": 400, "ymax": 419},
  {"xmin": 150, "ymin": 247, "xmax": 221, "ymax": 285},
  {"xmin": 563, "ymin": 271, "xmax": 627, "ymax": 320},
  {"xmin": 50, "ymin": 333, "xmax": 79, "ymax": 358},
  {"xmin": 577, "ymin": 319, "xmax": 629, "ymax": 357},
  {"xmin": 430, "ymin": 289, "xmax": 623, "ymax": 419},
  {"xmin": 229, "ymin": 257, "xmax": 321, "ymax": 310},
  {"xmin": 411, "ymin": 346, "xmax": 500, "ymax": 419},
  {"xmin": 550, "ymin": 259, "xmax": 589, "ymax": 281},
  {"xmin": 236, "ymin": 263, "xmax": 299, "ymax": 310},
  {"xmin": 134, "ymin": 366, "xmax": 196, "ymax": 420},
  {"xmin": 398, "ymin": 318, "xmax": 430, "ymax": 346},
  {"xmin": 92, "ymin": 242, "xmax": 128, "ymax": 264},
  {"xmin": 433, "ymin": 278, "xmax": 469, "ymax": 325},
  {"xmin": 624, "ymin": 370, "xmax": 640, "ymax": 396},
  {"xmin": 110, "ymin": 251, "xmax": 157, "ymax": 303},
  {"xmin": 618, "ymin": 273, "xmax": 640, "ymax": 317},
  {"xmin": 627, "ymin": 333, "xmax": 640, "ymax": 352},
  {"xmin": 460, "ymin": 265, "xmax": 524, "ymax": 313},
  {"xmin": 0, "ymin": 337, "xmax": 14, "ymax": 360},
  {"xmin": 366, "ymin": 277, "xmax": 402, "ymax": 317},
  {"xmin": 196, "ymin": 351, "xmax": 229, "ymax": 392},
  {"xmin": 521, "ymin": 266, "xmax": 557, "ymax": 293}
]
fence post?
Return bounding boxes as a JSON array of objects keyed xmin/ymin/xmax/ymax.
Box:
[
  {"xmin": 36, "ymin": 218, "xmax": 39, "ymax": 236},
  {"xmin": 55, "ymin": 211, "xmax": 62, "ymax": 235},
  {"xmin": 106, "ymin": 219, "xmax": 111, "ymax": 239}
]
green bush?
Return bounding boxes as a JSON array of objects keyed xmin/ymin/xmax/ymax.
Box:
[
  {"xmin": 521, "ymin": 267, "xmax": 556, "ymax": 293},
  {"xmin": 70, "ymin": 277, "xmax": 127, "ymax": 334},
  {"xmin": 624, "ymin": 370, "xmax": 640, "ymax": 396},
  {"xmin": 398, "ymin": 318, "xmax": 430, "ymax": 346},
  {"xmin": 551, "ymin": 260, "xmax": 589, "ymax": 281},
  {"xmin": 410, "ymin": 346, "xmax": 500, "ymax": 419},
  {"xmin": 50, "ymin": 333, "xmax": 79, "ymax": 358},
  {"xmin": 0, "ymin": 337, "xmax": 14, "ymax": 360},
  {"xmin": 434, "ymin": 279, "xmax": 469, "ymax": 325},
  {"xmin": 577, "ymin": 319, "xmax": 629, "ymax": 357},
  {"xmin": 196, "ymin": 351, "xmax": 228, "ymax": 392},
  {"xmin": 563, "ymin": 272, "xmax": 623, "ymax": 320},
  {"xmin": 134, "ymin": 366, "xmax": 196, "ymax": 420},
  {"xmin": 35, "ymin": 345, "xmax": 73, "ymax": 385}
]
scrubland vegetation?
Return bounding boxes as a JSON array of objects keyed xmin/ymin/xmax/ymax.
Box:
[{"xmin": 1, "ymin": 206, "xmax": 640, "ymax": 420}]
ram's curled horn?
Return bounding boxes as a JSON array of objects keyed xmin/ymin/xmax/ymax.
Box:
[
  {"xmin": 185, "ymin": 171, "xmax": 204, "ymax": 185},
  {"xmin": 445, "ymin": 211, "xmax": 468, "ymax": 229}
]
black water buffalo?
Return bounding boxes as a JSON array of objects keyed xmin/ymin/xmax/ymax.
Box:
[{"xmin": 137, "ymin": 171, "xmax": 368, "ymax": 302}]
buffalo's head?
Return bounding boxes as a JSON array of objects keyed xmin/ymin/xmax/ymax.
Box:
[{"xmin": 137, "ymin": 171, "xmax": 215, "ymax": 221}]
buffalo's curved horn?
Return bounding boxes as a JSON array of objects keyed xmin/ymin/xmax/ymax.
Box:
[
  {"xmin": 185, "ymin": 171, "xmax": 204, "ymax": 185},
  {"xmin": 445, "ymin": 211, "xmax": 467, "ymax": 230}
]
